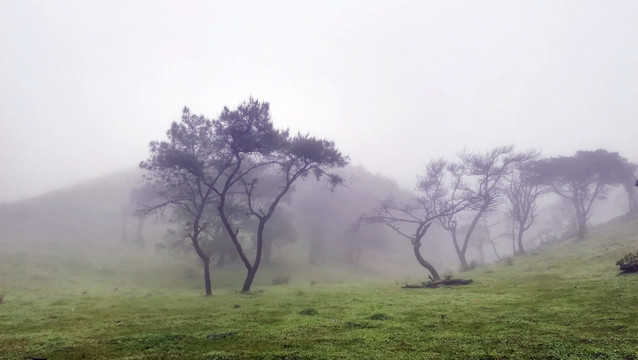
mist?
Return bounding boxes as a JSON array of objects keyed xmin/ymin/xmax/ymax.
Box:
[
  {"xmin": 1, "ymin": 1, "xmax": 636, "ymax": 202},
  {"xmin": 2, "ymin": 1, "xmax": 638, "ymax": 358}
]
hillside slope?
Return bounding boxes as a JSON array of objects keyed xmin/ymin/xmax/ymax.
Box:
[{"xmin": 0, "ymin": 216, "xmax": 636, "ymax": 359}]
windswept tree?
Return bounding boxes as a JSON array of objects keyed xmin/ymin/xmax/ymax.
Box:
[
  {"xmin": 139, "ymin": 109, "xmax": 219, "ymax": 295},
  {"xmin": 505, "ymin": 150, "xmax": 547, "ymax": 254},
  {"xmin": 140, "ymin": 98, "xmax": 347, "ymax": 294},
  {"xmin": 371, "ymin": 159, "xmax": 470, "ymax": 281},
  {"xmin": 208, "ymin": 99, "xmax": 348, "ymax": 292},
  {"xmin": 530, "ymin": 149, "xmax": 635, "ymax": 239},
  {"xmin": 235, "ymin": 132, "xmax": 347, "ymax": 291},
  {"xmin": 444, "ymin": 146, "xmax": 524, "ymax": 268}
]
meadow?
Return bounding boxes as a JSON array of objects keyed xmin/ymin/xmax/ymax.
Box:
[{"xmin": 1, "ymin": 216, "xmax": 637, "ymax": 359}]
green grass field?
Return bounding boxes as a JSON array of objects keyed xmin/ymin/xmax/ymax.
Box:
[{"xmin": 1, "ymin": 217, "xmax": 637, "ymax": 359}]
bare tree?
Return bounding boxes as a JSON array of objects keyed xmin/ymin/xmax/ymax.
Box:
[
  {"xmin": 372, "ymin": 159, "xmax": 470, "ymax": 280},
  {"xmin": 505, "ymin": 151, "xmax": 547, "ymax": 254},
  {"xmin": 466, "ymin": 216, "xmax": 505, "ymax": 264},
  {"xmin": 445, "ymin": 146, "xmax": 524, "ymax": 269}
]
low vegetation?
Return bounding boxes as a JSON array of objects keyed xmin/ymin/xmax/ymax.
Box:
[
  {"xmin": 0, "ymin": 217, "xmax": 637, "ymax": 359},
  {"xmin": 617, "ymin": 250, "xmax": 638, "ymax": 274}
]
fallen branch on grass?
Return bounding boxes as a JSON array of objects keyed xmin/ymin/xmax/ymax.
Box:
[{"xmin": 402, "ymin": 279, "xmax": 473, "ymax": 289}]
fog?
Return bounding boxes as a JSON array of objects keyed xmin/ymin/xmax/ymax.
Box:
[
  {"xmin": 0, "ymin": 1, "xmax": 637, "ymax": 297},
  {"xmin": 1, "ymin": 0, "xmax": 637, "ymax": 203}
]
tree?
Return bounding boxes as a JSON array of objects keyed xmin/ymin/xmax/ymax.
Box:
[
  {"xmin": 465, "ymin": 215, "xmax": 504, "ymax": 264},
  {"xmin": 139, "ymin": 109, "xmax": 219, "ymax": 296},
  {"xmin": 530, "ymin": 149, "xmax": 634, "ymax": 239},
  {"xmin": 372, "ymin": 159, "xmax": 470, "ymax": 281},
  {"xmin": 505, "ymin": 151, "xmax": 547, "ymax": 254},
  {"xmin": 121, "ymin": 184, "xmax": 161, "ymax": 246},
  {"xmin": 444, "ymin": 146, "xmax": 524, "ymax": 269},
  {"xmin": 141, "ymin": 99, "xmax": 347, "ymax": 294},
  {"xmin": 246, "ymin": 208, "xmax": 297, "ymax": 266},
  {"xmin": 209, "ymin": 98, "xmax": 348, "ymax": 292}
]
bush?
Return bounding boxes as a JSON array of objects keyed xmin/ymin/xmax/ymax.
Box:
[{"xmin": 617, "ymin": 251, "xmax": 638, "ymax": 274}]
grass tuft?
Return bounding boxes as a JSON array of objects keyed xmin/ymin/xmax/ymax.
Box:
[{"xmin": 298, "ymin": 308, "xmax": 318, "ymax": 316}]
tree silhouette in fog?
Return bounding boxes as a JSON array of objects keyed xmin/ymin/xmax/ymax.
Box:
[
  {"xmin": 530, "ymin": 149, "xmax": 635, "ymax": 239},
  {"xmin": 141, "ymin": 98, "xmax": 347, "ymax": 293}
]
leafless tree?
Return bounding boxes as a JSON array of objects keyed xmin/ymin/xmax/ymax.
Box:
[
  {"xmin": 444, "ymin": 146, "xmax": 525, "ymax": 269},
  {"xmin": 371, "ymin": 159, "xmax": 470, "ymax": 280},
  {"xmin": 505, "ymin": 150, "xmax": 547, "ymax": 254}
]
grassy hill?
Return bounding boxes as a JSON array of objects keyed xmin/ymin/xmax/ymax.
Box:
[{"xmin": 0, "ymin": 214, "xmax": 637, "ymax": 359}]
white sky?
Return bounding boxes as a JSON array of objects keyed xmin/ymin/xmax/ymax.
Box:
[{"xmin": 1, "ymin": 0, "xmax": 637, "ymax": 202}]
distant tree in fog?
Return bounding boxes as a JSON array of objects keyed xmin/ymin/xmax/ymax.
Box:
[
  {"xmin": 505, "ymin": 150, "xmax": 547, "ymax": 254},
  {"xmin": 530, "ymin": 149, "xmax": 635, "ymax": 239},
  {"xmin": 443, "ymin": 146, "xmax": 524, "ymax": 269},
  {"xmin": 288, "ymin": 165, "xmax": 399, "ymax": 266},
  {"xmin": 372, "ymin": 159, "xmax": 471, "ymax": 281},
  {"xmin": 242, "ymin": 209, "xmax": 297, "ymax": 266},
  {"xmin": 466, "ymin": 216, "xmax": 505, "ymax": 264}
]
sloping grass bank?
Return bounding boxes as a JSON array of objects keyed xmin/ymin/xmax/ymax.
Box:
[{"xmin": 1, "ymin": 217, "xmax": 637, "ymax": 359}]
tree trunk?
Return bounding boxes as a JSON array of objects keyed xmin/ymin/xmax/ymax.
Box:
[
  {"xmin": 517, "ymin": 226, "xmax": 526, "ymax": 254},
  {"xmin": 490, "ymin": 240, "xmax": 502, "ymax": 260},
  {"xmin": 451, "ymin": 231, "xmax": 468, "ymax": 268},
  {"xmin": 413, "ymin": 244, "xmax": 440, "ymax": 281},
  {"xmin": 203, "ymin": 259, "xmax": 212, "ymax": 296},
  {"xmin": 576, "ymin": 215, "xmax": 587, "ymax": 239},
  {"xmin": 242, "ymin": 269, "xmax": 256, "ymax": 292},
  {"xmin": 241, "ymin": 219, "xmax": 266, "ymax": 293}
]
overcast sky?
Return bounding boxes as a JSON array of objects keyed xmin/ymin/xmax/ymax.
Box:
[{"xmin": 1, "ymin": 0, "xmax": 636, "ymax": 202}]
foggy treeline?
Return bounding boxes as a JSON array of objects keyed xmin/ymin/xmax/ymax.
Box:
[
  {"xmin": 0, "ymin": 100, "xmax": 635, "ymax": 295},
  {"xmin": 0, "ymin": 148, "xmax": 634, "ymax": 294}
]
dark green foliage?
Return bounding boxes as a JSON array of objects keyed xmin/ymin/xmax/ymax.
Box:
[
  {"xmin": 298, "ymin": 308, "xmax": 318, "ymax": 316},
  {"xmin": 343, "ymin": 321, "xmax": 376, "ymax": 329},
  {"xmin": 368, "ymin": 313, "xmax": 391, "ymax": 320},
  {"xmin": 141, "ymin": 98, "xmax": 347, "ymax": 294},
  {"xmin": 205, "ymin": 332, "xmax": 237, "ymax": 340},
  {"xmin": 617, "ymin": 251, "xmax": 638, "ymax": 274}
]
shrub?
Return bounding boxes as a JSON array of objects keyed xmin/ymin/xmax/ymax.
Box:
[{"xmin": 617, "ymin": 251, "xmax": 638, "ymax": 274}]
